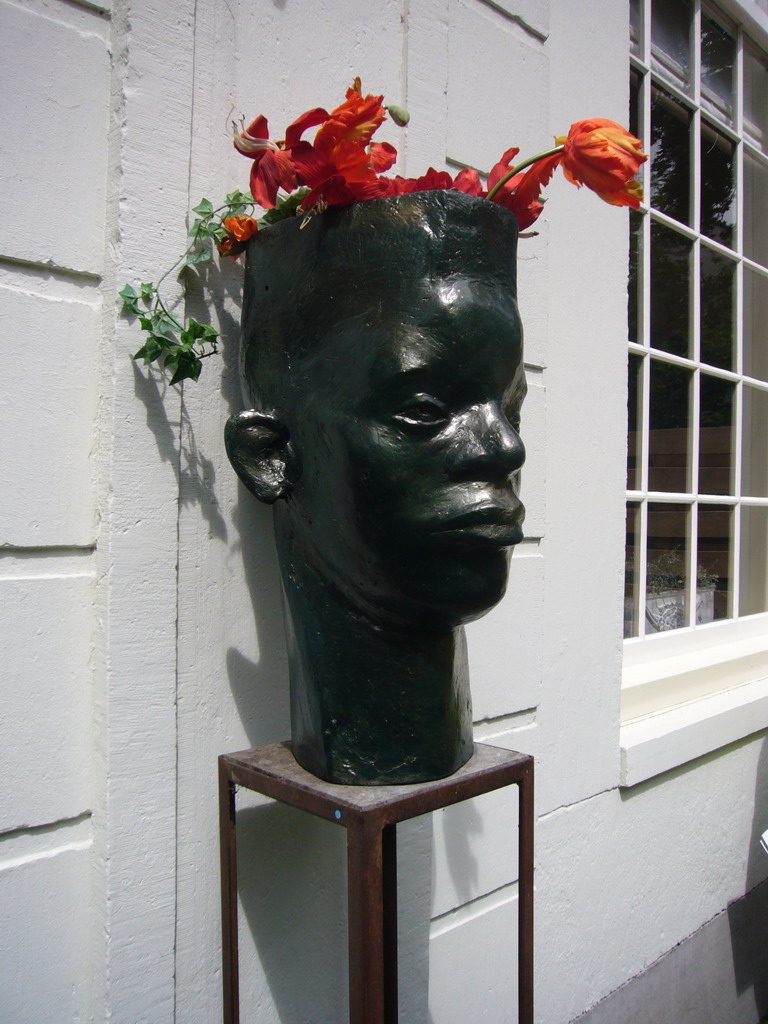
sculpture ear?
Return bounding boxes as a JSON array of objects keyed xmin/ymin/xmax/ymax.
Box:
[{"xmin": 224, "ymin": 410, "xmax": 294, "ymax": 504}]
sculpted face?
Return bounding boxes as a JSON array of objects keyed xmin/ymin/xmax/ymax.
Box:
[
  {"xmin": 278, "ymin": 273, "xmax": 526, "ymax": 629},
  {"xmin": 226, "ymin": 192, "xmax": 526, "ymax": 782}
]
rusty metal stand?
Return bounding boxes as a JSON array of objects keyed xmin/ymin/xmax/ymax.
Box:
[{"xmin": 219, "ymin": 741, "xmax": 534, "ymax": 1024}]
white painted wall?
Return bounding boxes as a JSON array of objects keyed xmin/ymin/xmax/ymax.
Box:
[
  {"xmin": 1, "ymin": 0, "xmax": 766, "ymax": 1022},
  {"xmin": 0, "ymin": 0, "xmax": 110, "ymax": 1020}
]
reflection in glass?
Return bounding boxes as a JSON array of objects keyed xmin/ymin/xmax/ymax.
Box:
[
  {"xmin": 630, "ymin": 0, "xmax": 642, "ymax": 56},
  {"xmin": 651, "ymin": 222, "xmax": 691, "ymax": 356},
  {"xmin": 743, "ymin": 265, "xmax": 768, "ymax": 382},
  {"xmin": 628, "ymin": 354, "xmax": 643, "ymax": 490},
  {"xmin": 740, "ymin": 506, "xmax": 768, "ymax": 615},
  {"xmin": 742, "ymin": 386, "xmax": 768, "ymax": 497},
  {"xmin": 651, "ymin": 85, "xmax": 691, "ymax": 224},
  {"xmin": 701, "ymin": 15, "xmax": 734, "ymax": 119},
  {"xmin": 651, "ymin": 0, "xmax": 691, "ymax": 82},
  {"xmin": 625, "ymin": 502, "xmax": 640, "ymax": 638},
  {"xmin": 698, "ymin": 504, "xmax": 732, "ymax": 621},
  {"xmin": 649, "ymin": 360, "xmax": 690, "ymax": 492},
  {"xmin": 628, "ymin": 210, "xmax": 641, "ymax": 345},
  {"xmin": 630, "ymin": 70, "xmax": 642, "ymax": 177},
  {"xmin": 744, "ymin": 46, "xmax": 768, "ymax": 151},
  {"xmin": 701, "ymin": 122, "xmax": 735, "ymax": 246},
  {"xmin": 701, "ymin": 247, "xmax": 735, "ymax": 370},
  {"xmin": 699, "ymin": 375, "xmax": 733, "ymax": 495},
  {"xmin": 646, "ymin": 502, "xmax": 689, "ymax": 632},
  {"xmin": 744, "ymin": 152, "xmax": 768, "ymax": 268}
]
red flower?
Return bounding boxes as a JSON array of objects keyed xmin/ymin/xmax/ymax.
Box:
[
  {"xmin": 385, "ymin": 167, "xmax": 455, "ymax": 196},
  {"xmin": 291, "ymin": 80, "xmax": 395, "ymax": 209},
  {"xmin": 232, "ymin": 115, "xmax": 298, "ymax": 209},
  {"xmin": 217, "ymin": 215, "xmax": 259, "ymax": 259},
  {"xmin": 370, "ymin": 142, "xmax": 397, "ymax": 173},
  {"xmin": 452, "ymin": 167, "xmax": 484, "ymax": 197},
  {"xmin": 486, "ymin": 147, "xmax": 562, "ymax": 229},
  {"xmin": 557, "ymin": 118, "xmax": 647, "ymax": 208},
  {"xmin": 232, "ymin": 106, "xmax": 331, "ymax": 209}
]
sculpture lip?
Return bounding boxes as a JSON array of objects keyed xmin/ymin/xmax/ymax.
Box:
[{"xmin": 434, "ymin": 503, "xmax": 525, "ymax": 547}]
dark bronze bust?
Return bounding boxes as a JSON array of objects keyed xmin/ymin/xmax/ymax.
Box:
[{"xmin": 226, "ymin": 190, "xmax": 526, "ymax": 784}]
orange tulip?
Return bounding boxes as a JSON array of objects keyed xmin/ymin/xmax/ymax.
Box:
[
  {"xmin": 217, "ymin": 215, "xmax": 259, "ymax": 259},
  {"xmin": 223, "ymin": 215, "xmax": 259, "ymax": 242},
  {"xmin": 557, "ymin": 118, "xmax": 646, "ymax": 208}
]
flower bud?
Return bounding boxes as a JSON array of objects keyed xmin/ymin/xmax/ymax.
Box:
[{"xmin": 386, "ymin": 104, "xmax": 410, "ymax": 127}]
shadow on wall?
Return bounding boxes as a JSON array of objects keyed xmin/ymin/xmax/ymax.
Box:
[
  {"xmin": 729, "ymin": 731, "xmax": 768, "ymax": 1021},
  {"xmin": 128, "ymin": 251, "xmax": 255, "ymax": 542},
  {"xmin": 237, "ymin": 801, "xmax": 348, "ymax": 1023},
  {"xmin": 131, "ymin": 359, "xmax": 229, "ymax": 542},
  {"xmin": 433, "ymin": 798, "xmax": 484, "ymax": 911},
  {"xmin": 226, "ymin": 474, "xmax": 290, "ymax": 747}
]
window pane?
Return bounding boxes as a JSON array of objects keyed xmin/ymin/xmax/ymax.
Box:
[
  {"xmin": 651, "ymin": 86, "xmax": 691, "ymax": 224},
  {"xmin": 742, "ymin": 385, "xmax": 768, "ymax": 497},
  {"xmin": 630, "ymin": 70, "xmax": 643, "ymax": 186},
  {"xmin": 699, "ymin": 374, "xmax": 734, "ymax": 495},
  {"xmin": 628, "ymin": 354, "xmax": 643, "ymax": 490},
  {"xmin": 740, "ymin": 506, "xmax": 768, "ymax": 614},
  {"xmin": 744, "ymin": 46, "xmax": 768, "ymax": 151},
  {"xmin": 625, "ymin": 502, "xmax": 641, "ymax": 638},
  {"xmin": 743, "ymin": 265, "xmax": 768, "ymax": 382},
  {"xmin": 630, "ymin": 0, "xmax": 642, "ymax": 56},
  {"xmin": 698, "ymin": 504, "xmax": 732, "ymax": 621},
  {"xmin": 701, "ymin": 15, "xmax": 734, "ymax": 120},
  {"xmin": 650, "ymin": 222, "xmax": 691, "ymax": 356},
  {"xmin": 651, "ymin": 0, "xmax": 691, "ymax": 83},
  {"xmin": 744, "ymin": 152, "xmax": 768, "ymax": 268},
  {"xmin": 646, "ymin": 502, "xmax": 690, "ymax": 632},
  {"xmin": 628, "ymin": 210, "xmax": 642, "ymax": 344},
  {"xmin": 649, "ymin": 360, "xmax": 690, "ymax": 492},
  {"xmin": 700, "ymin": 122, "xmax": 735, "ymax": 246},
  {"xmin": 701, "ymin": 247, "xmax": 735, "ymax": 370}
]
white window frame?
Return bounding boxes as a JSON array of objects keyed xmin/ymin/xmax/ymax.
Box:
[{"xmin": 621, "ymin": 0, "xmax": 768, "ymax": 785}]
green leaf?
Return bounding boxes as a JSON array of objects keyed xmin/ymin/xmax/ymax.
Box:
[
  {"xmin": 139, "ymin": 282, "xmax": 155, "ymax": 302},
  {"xmin": 119, "ymin": 283, "xmax": 140, "ymax": 314},
  {"xmin": 261, "ymin": 189, "xmax": 309, "ymax": 224},
  {"xmin": 168, "ymin": 349, "xmax": 203, "ymax": 385},
  {"xmin": 185, "ymin": 319, "xmax": 207, "ymax": 340},
  {"xmin": 192, "ymin": 198, "xmax": 214, "ymax": 216},
  {"xmin": 226, "ymin": 190, "xmax": 251, "ymax": 206},
  {"xmin": 182, "ymin": 248, "xmax": 212, "ymax": 267},
  {"xmin": 138, "ymin": 316, "xmax": 153, "ymax": 331},
  {"xmin": 163, "ymin": 348, "xmax": 180, "ymax": 371},
  {"xmin": 151, "ymin": 311, "xmax": 180, "ymax": 336},
  {"xmin": 133, "ymin": 335, "xmax": 169, "ymax": 364}
]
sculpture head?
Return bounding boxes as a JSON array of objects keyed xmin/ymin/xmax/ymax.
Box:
[{"xmin": 226, "ymin": 191, "xmax": 526, "ymax": 632}]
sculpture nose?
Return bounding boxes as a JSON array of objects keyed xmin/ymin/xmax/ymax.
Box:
[{"xmin": 446, "ymin": 403, "xmax": 525, "ymax": 481}]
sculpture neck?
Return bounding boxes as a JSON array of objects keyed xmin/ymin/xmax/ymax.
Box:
[{"xmin": 275, "ymin": 525, "xmax": 474, "ymax": 785}]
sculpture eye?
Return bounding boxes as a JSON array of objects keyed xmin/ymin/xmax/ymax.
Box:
[{"xmin": 394, "ymin": 394, "xmax": 450, "ymax": 429}]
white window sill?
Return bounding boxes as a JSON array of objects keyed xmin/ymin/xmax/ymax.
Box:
[{"xmin": 620, "ymin": 675, "xmax": 768, "ymax": 787}]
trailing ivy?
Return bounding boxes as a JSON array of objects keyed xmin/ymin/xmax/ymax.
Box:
[{"xmin": 120, "ymin": 191, "xmax": 258, "ymax": 385}]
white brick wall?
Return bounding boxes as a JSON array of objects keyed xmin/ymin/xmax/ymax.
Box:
[{"xmin": 0, "ymin": 0, "xmax": 109, "ymax": 1019}]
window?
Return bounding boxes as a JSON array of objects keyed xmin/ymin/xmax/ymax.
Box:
[{"xmin": 622, "ymin": 0, "xmax": 768, "ymax": 781}]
